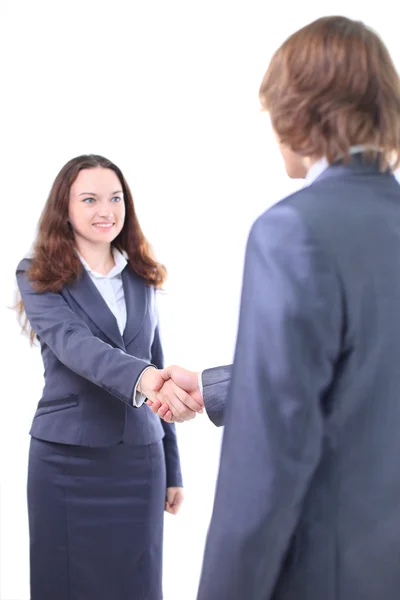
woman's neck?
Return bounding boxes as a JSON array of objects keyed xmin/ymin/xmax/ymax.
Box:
[{"xmin": 76, "ymin": 241, "xmax": 115, "ymax": 275}]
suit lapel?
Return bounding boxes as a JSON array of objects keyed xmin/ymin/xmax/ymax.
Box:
[
  {"xmin": 122, "ymin": 266, "xmax": 148, "ymax": 347},
  {"xmin": 67, "ymin": 269, "xmax": 125, "ymax": 350}
]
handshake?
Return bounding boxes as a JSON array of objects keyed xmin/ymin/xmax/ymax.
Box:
[{"xmin": 137, "ymin": 365, "xmax": 204, "ymax": 423}]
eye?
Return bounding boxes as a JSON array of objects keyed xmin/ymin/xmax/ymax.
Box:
[
  {"xmin": 83, "ymin": 197, "xmax": 95, "ymax": 204},
  {"xmin": 111, "ymin": 196, "xmax": 122, "ymax": 203}
]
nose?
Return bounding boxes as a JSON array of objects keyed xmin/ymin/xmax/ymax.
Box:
[{"xmin": 97, "ymin": 202, "xmax": 114, "ymax": 220}]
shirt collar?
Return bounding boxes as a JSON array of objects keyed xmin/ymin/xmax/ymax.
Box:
[
  {"xmin": 79, "ymin": 247, "xmax": 128, "ymax": 279},
  {"xmin": 304, "ymin": 145, "xmax": 381, "ymax": 187},
  {"xmin": 304, "ymin": 157, "xmax": 329, "ymax": 186}
]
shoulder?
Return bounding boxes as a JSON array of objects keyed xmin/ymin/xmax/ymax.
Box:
[
  {"xmin": 255, "ymin": 181, "xmax": 336, "ymax": 225},
  {"xmin": 249, "ymin": 178, "xmax": 350, "ymax": 252},
  {"xmin": 16, "ymin": 257, "xmax": 32, "ymax": 274},
  {"xmin": 245, "ymin": 185, "xmax": 340, "ymax": 273},
  {"xmin": 248, "ymin": 187, "xmax": 311, "ymax": 248}
]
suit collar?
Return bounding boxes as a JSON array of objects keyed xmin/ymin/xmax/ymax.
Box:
[
  {"xmin": 304, "ymin": 146, "xmax": 385, "ymax": 187},
  {"xmin": 314, "ymin": 153, "xmax": 392, "ymax": 185},
  {"xmin": 67, "ymin": 264, "xmax": 147, "ymax": 350}
]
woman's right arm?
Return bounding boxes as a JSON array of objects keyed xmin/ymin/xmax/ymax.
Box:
[{"xmin": 17, "ymin": 262, "xmax": 152, "ymax": 406}]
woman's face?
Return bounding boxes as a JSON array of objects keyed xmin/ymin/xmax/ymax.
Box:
[{"xmin": 68, "ymin": 167, "xmax": 126, "ymax": 248}]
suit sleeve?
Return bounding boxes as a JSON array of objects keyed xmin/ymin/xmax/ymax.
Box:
[
  {"xmin": 17, "ymin": 260, "xmax": 150, "ymax": 405},
  {"xmin": 151, "ymin": 316, "xmax": 183, "ymax": 488},
  {"xmin": 202, "ymin": 365, "xmax": 233, "ymax": 426},
  {"xmin": 197, "ymin": 204, "xmax": 342, "ymax": 599}
]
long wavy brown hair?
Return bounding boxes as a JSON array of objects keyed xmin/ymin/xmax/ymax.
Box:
[{"xmin": 17, "ymin": 154, "xmax": 167, "ymax": 342}]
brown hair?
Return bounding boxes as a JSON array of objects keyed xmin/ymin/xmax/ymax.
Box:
[
  {"xmin": 259, "ymin": 16, "xmax": 400, "ymax": 169},
  {"xmin": 17, "ymin": 154, "xmax": 167, "ymax": 342}
]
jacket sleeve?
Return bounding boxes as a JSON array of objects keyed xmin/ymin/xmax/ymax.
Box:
[
  {"xmin": 197, "ymin": 204, "xmax": 342, "ymax": 599},
  {"xmin": 202, "ymin": 365, "xmax": 233, "ymax": 426},
  {"xmin": 17, "ymin": 260, "xmax": 150, "ymax": 405}
]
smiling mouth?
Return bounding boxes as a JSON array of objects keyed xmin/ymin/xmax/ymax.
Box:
[{"xmin": 93, "ymin": 223, "xmax": 115, "ymax": 229}]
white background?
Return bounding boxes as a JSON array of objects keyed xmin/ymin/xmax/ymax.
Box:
[{"xmin": 0, "ymin": 1, "xmax": 399, "ymax": 598}]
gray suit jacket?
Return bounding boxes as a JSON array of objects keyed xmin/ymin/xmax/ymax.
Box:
[
  {"xmin": 197, "ymin": 156, "xmax": 400, "ymax": 599},
  {"xmin": 17, "ymin": 259, "xmax": 182, "ymax": 487}
]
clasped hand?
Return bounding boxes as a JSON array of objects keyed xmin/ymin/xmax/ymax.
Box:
[{"xmin": 138, "ymin": 366, "xmax": 203, "ymax": 423}]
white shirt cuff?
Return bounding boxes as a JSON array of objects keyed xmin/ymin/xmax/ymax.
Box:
[
  {"xmin": 133, "ymin": 366, "xmax": 156, "ymax": 407},
  {"xmin": 198, "ymin": 371, "xmax": 203, "ymax": 396}
]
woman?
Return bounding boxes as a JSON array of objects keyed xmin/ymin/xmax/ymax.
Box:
[{"xmin": 16, "ymin": 154, "xmax": 184, "ymax": 599}]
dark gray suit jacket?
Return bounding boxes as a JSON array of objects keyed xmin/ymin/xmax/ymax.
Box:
[
  {"xmin": 198, "ymin": 157, "xmax": 400, "ymax": 599},
  {"xmin": 17, "ymin": 259, "xmax": 182, "ymax": 487}
]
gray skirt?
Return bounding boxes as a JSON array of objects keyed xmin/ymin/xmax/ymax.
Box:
[{"xmin": 28, "ymin": 437, "xmax": 166, "ymax": 600}]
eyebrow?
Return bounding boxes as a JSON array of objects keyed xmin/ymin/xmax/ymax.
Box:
[{"xmin": 78, "ymin": 190, "xmax": 123, "ymax": 196}]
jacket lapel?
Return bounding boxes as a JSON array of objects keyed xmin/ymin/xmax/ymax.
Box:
[
  {"xmin": 67, "ymin": 269, "xmax": 125, "ymax": 350},
  {"xmin": 122, "ymin": 266, "xmax": 148, "ymax": 347}
]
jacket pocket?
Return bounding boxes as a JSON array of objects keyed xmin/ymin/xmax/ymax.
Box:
[{"xmin": 36, "ymin": 394, "xmax": 78, "ymax": 415}]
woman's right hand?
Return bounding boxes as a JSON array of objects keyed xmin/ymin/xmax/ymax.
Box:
[
  {"xmin": 137, "ymin": 367, "xmax": 167, "ymax": 400},
  {"xmin": 144, "ymin": 366, "xmax": 204, "ymax": 423}
]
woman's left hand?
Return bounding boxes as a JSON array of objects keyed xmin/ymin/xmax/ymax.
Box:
[{"xmin": 165, "ymin": 487, "xmax": 184, "ymax": 515}]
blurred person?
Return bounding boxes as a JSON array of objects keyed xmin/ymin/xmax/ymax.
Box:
[{"xmin": 150, "ymin": 16, "xmax": 400, "ymax": 600}]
